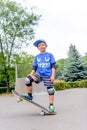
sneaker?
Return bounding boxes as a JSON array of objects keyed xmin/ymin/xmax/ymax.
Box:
[
  {"xmin": 49, "ymin": 105, "xmax": 55, "ymax": 112},
  {"xmin": 20, "ymin": 93, "xmax": 33, "ymax": 101}
]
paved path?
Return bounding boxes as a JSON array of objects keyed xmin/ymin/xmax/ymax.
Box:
[{"xmin": 0, "ymin": 88, "xmax": 87, "ymax": 130}]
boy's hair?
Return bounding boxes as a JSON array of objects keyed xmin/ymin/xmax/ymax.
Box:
[{"xmin": 33, "ymin": 39, "xmax": 47, "ymax": 47}]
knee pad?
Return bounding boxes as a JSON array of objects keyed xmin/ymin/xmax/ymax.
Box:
[
  {"xmin": 25, "ymin": 76, "xmax": 33, "ymax": 86},
  {"xmin": 47, "ymin": 87, "xmax": 55, "ymax": 95}
]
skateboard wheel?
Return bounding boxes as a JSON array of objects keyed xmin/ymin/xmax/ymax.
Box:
[
  {"xmin": 17, "ymin": 98, "xmax": 23, "ymax": 102},
  {"xmin": 40, "ymin": 111, "xmax": 45, "ymax": 116}
]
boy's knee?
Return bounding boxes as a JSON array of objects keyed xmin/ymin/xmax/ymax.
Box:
[
  {"xmin": 25, "ymin": 76, "xmax": 33, "ymax": 86},
  {"xmin": 47, "ymin": 87, "xmax": 55, "ymax": 95}
]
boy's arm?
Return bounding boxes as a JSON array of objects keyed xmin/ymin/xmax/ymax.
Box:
[
  {"xmin": 50, "ymin": 68, "xmax": 56, "ymax": 82},
  {"xmin": 52, "ymin": 67, "xmax": 56, "ymax": 77},
  {"xmin": 50, "ymin": 62, "xmax": 56, "ymax": 82},
  {"xmin": 29, "ymin": 69, "xmax": 36, "ymax": 75},
  {"xmin": 28, "ymin": 66, "xmax": 37, "ymax": 76}
]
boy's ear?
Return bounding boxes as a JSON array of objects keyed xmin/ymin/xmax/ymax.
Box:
[{"xmin": 46, "ymin": 44, "xmax": 48, "ymax": 47}]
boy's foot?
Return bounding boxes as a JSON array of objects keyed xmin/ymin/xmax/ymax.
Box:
[
  {"xmin": 20, "ymin": 93, "xmax": 33, "ymax": 101},
  {"xmin": 49, "ymin": 104, "xmax": 55, "ymax": 112}
]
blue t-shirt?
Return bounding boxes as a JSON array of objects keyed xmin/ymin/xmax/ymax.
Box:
[{"xmin": 33, "ymin": 52, "xmax": 56, "ymax": 76}]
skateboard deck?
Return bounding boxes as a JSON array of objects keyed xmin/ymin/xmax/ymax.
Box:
[{"xmin": 12, "ymin": 90, "xmax": 56, "ymax": 116}]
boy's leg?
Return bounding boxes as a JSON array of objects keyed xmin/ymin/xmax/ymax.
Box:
[
  {"xmin": 26, "ymin": 75, "xmax": 38, "ymax": 93},
  {"xmin": 21, "ymin": 75, "xmax": 38, "ymax": 100},
  {"xmin": 47, "ymin": 87, "xmax": 55, "ymax": 103},
  {"xmin": 27, "ymin": 86, "xmax": 32, "ymax": 93},
  {"xmin": 49, "ymin": 94, "xmax": 54, "ymax": 104},
  {"xmin": 21, "ymin": 74, "xmax": 41, "ymax": 100},
  {"xmin": 47, "ymin": 87, "xmax": 55, "ymax": 112},
  {"xmin": 42, "ymin": 76, "xmax": 55, "ymax": 112}
]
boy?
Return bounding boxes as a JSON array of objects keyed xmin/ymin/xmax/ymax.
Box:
[{"xmin": 21, "ymin": 39, "xmax": 56, "ymax": 112}]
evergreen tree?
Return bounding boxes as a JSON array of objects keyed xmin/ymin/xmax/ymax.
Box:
[{"xmin": 63, "ymin": 44, "xmax": 87, "ymax": 81}]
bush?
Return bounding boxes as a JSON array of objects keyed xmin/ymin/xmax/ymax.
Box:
[
  {"xmin": 54, "ymin": 80, "xmax": 65, "ymax": 90},
  {"xmin": 54, "ymin": 79, "xmax": 87, "ymax": 91},
  {"xmin": 65, "ymin": 81, "xmax": 79, "ymax": 89},
  {"xmin": 0, "ymin": 87, "xmax": 7, "ymax": 94},
  {"xmin": 0, "ymin": 80, "xmax": 7, "ymax": 87},
  {"xmin": 0, "ymin": 86, "xmax": 15, "ymax": 94},
  {"xmin": 79, "ymin": 79, "xmax": 87, "ymax": 88}
]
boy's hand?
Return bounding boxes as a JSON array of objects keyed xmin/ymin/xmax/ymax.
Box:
[
  {"xmin": 50, "ymin": 76, "xmax": 55, "ymax": 82},
  {"xmin": 27, "ymin": 70, "xmax": 36, "ymax": 78},
  {"xmin": 27, "ymin": 74, "xmax": 37, "ymax": 82}
]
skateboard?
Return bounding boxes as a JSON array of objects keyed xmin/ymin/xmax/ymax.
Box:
[{"xmin": 12, "ymin": 90, "xmax": 56, "ymax": 116}]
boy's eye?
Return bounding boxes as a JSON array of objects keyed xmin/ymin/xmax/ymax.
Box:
[{"xmin": 38, "ymin": 44, "xmax": 44, "ymax": 47}]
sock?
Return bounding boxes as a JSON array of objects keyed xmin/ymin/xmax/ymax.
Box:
[
  {"xmin": 50, "ymin": 103, "xmax": 53, "ymax": 106},
  {"xmin": 28, "ymin": 93, "xmax": 32, "ymax": 97}
]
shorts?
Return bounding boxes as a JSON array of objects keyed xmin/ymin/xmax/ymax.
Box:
[{"xmin": 34, "ymin": 73, "xmax": 54, "ymax": 88}]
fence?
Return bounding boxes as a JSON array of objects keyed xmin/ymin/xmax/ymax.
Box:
[{"xmin": 15, "ymin": 63, "xmax": 32, "ymax": 79}]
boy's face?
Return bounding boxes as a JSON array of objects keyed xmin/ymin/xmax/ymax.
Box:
[{"xmin": 37, "ymin": 42, "xmax": 47, "ymax": 53}]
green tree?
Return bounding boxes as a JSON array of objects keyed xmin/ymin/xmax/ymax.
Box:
[
  {"xmin": 63, "ymin": 44, "xmax": 87, "ymax": 81},
  {"xmin": 55, "ymin": 65, "xmax": 62, "ymax": 79},
  {"xmin": 0, "ymin": 0, "xmax": 41, "ymax": 92},
  {"xmin": 83, "ymin": 53, "xmax": 87, "ymax": 61},
  {"xmin": 56, "ymin": 59, "xmax": 65, "ymax": 79}
]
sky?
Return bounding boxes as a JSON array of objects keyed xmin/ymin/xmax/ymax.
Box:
[{"xmin": 12, "ymin": 0, "xmax": 87, "ymax": 60}]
